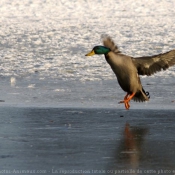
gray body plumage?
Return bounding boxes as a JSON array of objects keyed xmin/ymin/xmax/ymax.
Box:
[
  {"xmin": 105, "ymin": 52, "xmax": 139, "ymax": 93},
  {"xmin": 105, "ymin": 51, "xmax": 148, "ymax": 102},
  {"xmin": 102, "ymin": 35, "xmax": 175, "ymax": 102}
]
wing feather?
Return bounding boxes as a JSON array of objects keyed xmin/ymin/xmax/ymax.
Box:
[
  {"xmin": 132, "ymin": 49, "xmax": 175, "ymax": 76},
  {"xmin": 101, "ymin": 34, "xmax": 121, "ymax": 53}
]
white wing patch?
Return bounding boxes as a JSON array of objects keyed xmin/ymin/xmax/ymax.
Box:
[{"xmin": 143, "ymin": 63, "xmax": 150, "ymax": 68}]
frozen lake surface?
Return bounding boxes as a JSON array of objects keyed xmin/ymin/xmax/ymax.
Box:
[
  {"xmin": 1, "ymin": 76, "xmax": 175, "ymax": 110},
  {"xmin": 0, "ymin": 0, "xmax": 175, "ymax": 174},
  {"xmin": 0, "ymin": 107, "xmax": 175, "ymax": 175}
]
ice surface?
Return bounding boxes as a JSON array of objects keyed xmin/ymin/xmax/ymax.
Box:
[
  {"xmin": 0, "ymin": 107, "xmax": 175, "ymax": 173},
  {"xmin": 0, "ymin": 0, "xmax": 175, "ymax": 81}
]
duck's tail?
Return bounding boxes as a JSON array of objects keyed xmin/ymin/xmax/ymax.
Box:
[{"xmin": 133, "ymin": 88, "xmax": 150, "ymax": 102}]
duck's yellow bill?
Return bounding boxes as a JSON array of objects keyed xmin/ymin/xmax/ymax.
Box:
[{"xmin": 85, "ymin": 50, "xmax": 95, "ymax": 56}]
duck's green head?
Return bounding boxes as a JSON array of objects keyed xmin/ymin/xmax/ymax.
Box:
[{"xmin": 85, "ymin": 46, "xmax": 111, "ymax": 56}]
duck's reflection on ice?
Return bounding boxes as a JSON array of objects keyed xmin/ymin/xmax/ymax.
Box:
[
  {"xmin": 106, "ymin": 123, "xmax": 148, "ymax": 175},
  {"xmin": 120, "ymin": 123, "xmax": 148, "ymax": 170},
  {"xmin": 108, "ymin": 123, "xmax": 175, "ymax": 175}
]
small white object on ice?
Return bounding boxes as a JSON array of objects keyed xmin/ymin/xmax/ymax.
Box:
[
  {"xmin": 28, "ymin": 84, "xmax": 35, "ymax": 88},
  {"xmin": 10, "ymin": 77, "xmax": 16, "ymax": 87}
]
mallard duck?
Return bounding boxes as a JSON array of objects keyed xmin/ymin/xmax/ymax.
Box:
[{"xmin": 85, "ymin": 35, "xmax": 175, "ymax": 110}]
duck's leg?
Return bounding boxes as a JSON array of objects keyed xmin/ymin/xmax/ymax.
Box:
[
  {"xmin": 119, "ymin": 93, "xmax": 130, "ymax": 109},
  {"xmin": 119, "ymin": 93, "xmax": 129, "ymax": 103},
  {"xmin": 119, "ymin": 93, "xmax": 136, "ymax": 110},
  {"xmin": 124, "ymin": 93, "xmax": 129, "ymax": 100}
]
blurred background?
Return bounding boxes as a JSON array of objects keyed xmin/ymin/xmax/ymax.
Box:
[{"xmin": 0, "ymin": 0, "xmax": 175, "ymax": 108}]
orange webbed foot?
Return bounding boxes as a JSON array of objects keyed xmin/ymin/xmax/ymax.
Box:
[
  {"xmin": 119, "ymin": 100, "xmax": 130, "ymax": 110},
  {"xmin": 119, "ymin": 93, "xmax": 135, "ymax": 110}
]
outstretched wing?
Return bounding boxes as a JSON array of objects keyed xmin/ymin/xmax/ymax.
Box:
[
  {"xmin": 101, "ymin": 34, "xmax": 121, "ymax": 53},
  {"xmin": 132, "ymin": 49, "xmax": 175, "ymax": 76}
]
